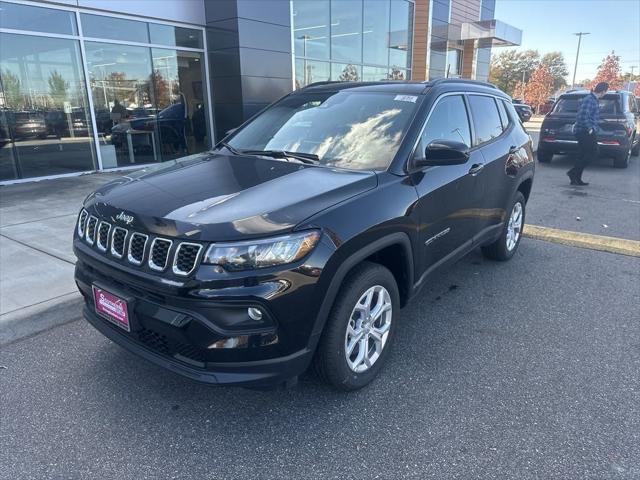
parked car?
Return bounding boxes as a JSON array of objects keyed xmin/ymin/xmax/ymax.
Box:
[
  {"xmin": 10, "ymin": 111, "xmax": 47, "ymax": 140},
  {"xmin": 73, "ymin": 79, "xmax": 534, "ymax": 391},
  {"xmin": 538, "ymin": 90, "xmax": 640, "ymax": 168},
  {"xmin": 513, "ymin": 103, "xmax": 533, "ymax": 122}
]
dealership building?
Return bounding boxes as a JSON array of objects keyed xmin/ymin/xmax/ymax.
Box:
[{"xmin": 0, "ymin": 0, "xmax": 521, "ymax": 183}]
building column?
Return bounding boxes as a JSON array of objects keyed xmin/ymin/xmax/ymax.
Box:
[
  {"xmin": 410, "ymin": 0, "xmax": 430, "ymax": 81},
  {"xmin": 461, "ymin": 39, "xmax": 475, "ymax": 79},
  {"xmin": 205, "ymin": 0, "xmax": 293, "ymax": 139}
]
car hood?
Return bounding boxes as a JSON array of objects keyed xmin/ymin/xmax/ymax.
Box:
[{"xmin": 85, "ymin": 152, "xmax": 377, "ymax": 241}]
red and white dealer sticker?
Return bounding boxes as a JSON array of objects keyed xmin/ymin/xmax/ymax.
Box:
[{"xmin": 92, "ymin": 285, "xmax": 130, "ymax": 332}]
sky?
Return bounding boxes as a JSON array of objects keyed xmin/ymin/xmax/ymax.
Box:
[{"xmin": 494, "ymin": 0, "xmax": 640, "ymax": 82}]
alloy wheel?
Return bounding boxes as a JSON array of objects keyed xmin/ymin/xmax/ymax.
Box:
[
  {"xmin": 506, "ymin": 202, "xmax": 523, "ymax": 251},
  {"xmin": 344, "ymin": 285, "xmax": 392, "ymax": 373}
]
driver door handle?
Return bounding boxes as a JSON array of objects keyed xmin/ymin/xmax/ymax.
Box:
[{"xmin": 468, "ymin": 163, "xmax": 484, "ymax": 176}]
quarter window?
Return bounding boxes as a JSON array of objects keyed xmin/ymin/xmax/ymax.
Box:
[
  {"xmin": 496, "ymin": 99, "xmax": 510, "ymax": 130},
  {"xmin": 415, "ymin": 95, "xmax": 471, "ymax": 160},
  {"xmin": 468, "ymin": 95, "xmax": 503, "ymax": 146}
]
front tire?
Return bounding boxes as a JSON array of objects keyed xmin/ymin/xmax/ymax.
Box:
[
  {"xmin": 313, "ymin": 262, "xmax": 399, "ymax": 391},
  {"xmin": 482, "ymin": 191, "xmax": 526, "ymax": 261}
]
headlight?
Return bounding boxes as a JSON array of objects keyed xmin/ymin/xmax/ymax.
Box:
[{"xmin": 203, "ymin": 231, "xmax": 320, "ymax": 271}]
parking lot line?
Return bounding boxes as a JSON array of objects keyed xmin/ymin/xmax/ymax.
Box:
[{"xmin": 524, "ymin": 225, "xmax": 640, "ymax": 257}]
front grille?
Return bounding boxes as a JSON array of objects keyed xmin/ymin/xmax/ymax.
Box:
[
  {"xmin": 148, "ymin": 238, "xmax": 172, "ymax": 271},
  {"xmin": 173, "ymin": 243, "xmax": 203, "ymax": 276},
  {"xmin": 77, "ymin": 210, "xmax": 204, "ymax": 276},
  {"xmin": 96, "ymin": 221, "xmax": 111, "ymax": 252},
  {"xmin": 85, "ymin": 216, "xmax": 98, "ymax": 245},
  {"xmin": 127, "ymin": 233, "xmax": 148, "ymax": 265},
  {"xmin": 77, "ymin": 209, "xmax": 88, "ymax": 237},
  {"xmin": 111, "ymin": 227, "xmax": 127, "ymax": 258}
]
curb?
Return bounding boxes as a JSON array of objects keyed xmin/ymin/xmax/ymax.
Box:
[
  {"xmin": 524, "ymin": 225, "xmax": 640, "ymax": 257},
  {"xmin": 0, "ymin": 293, "xmax": 83, "ymax": 346}
]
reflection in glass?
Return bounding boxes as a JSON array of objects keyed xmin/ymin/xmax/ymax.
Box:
[
  {"xmin": 331, "ymin": 63, "xmax": 361, "ymax": 82},
  {"xmin": 292, "ymin": 0, "xmax": 330, "ymax": 60},
  {"xmin": 295, "ymin": 59, "xmax": 330, "ymax": 88},
  {"xmin": 331, "ymin": 0, "xmax": 363, "ymax": 63},
  {"xmin": 389, "ymin": 0, "xmax": 413, "ymax": 69},
  {"xmin": 362, "ymin": 66, "xmax": 389, "ymax": 82},
  {"xmin": 363, "ymin": 0, "xmax": 391, "ymax": 66},
  {"xmin": 150, "ymin": 49, "xmax": 209, "ymax": 159},
  {"xmin": 228, "ymin": 91, "xmax": 418, "ymax": 170},
  {"xmin": 81, "ymin": 14, "xmax": 149, "ymax": 44},
  {"xmin": 85, "ymin": 42, "xmax": 157, "ymax": 167},
  {"xmin": 149, "ymin": 24, "xmax": 204, "ymax": 49},
  {"xmin": 0, "ymin": 1, "xmax": 77, "ymax": 35},
  {"xmin": 0, "ymin": 33, "xmax": 96, "ymax": 180},
  {"xmin": 446, "ymin": 49, "xmax": 462, "ymax": 77}
]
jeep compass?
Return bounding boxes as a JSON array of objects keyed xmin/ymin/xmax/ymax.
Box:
[{"xmin": 74, "ymin": 79, "xmax": 534, "ymax": 390}]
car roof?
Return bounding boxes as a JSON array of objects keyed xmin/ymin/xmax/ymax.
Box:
[
  {"xmin": 559, "ymin": 89, "xmax": 623, "ymax": 97},
  {"xmin": 295, "ymin": 78, "xmax": 506, "ymax": 98}
]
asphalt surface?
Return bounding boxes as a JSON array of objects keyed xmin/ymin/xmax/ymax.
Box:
[
  {"xmin": 2, "ymin": 239, "xmax": 639, "ymax": 480},
  {"xmin": 526, "ymin": 151, "xmax": 640, "ymax": 241}
]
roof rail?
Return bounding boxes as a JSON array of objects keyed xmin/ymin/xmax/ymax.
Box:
[
  {"xmin": 301, "ymin": 80, "xmax": 347, "ymax": 89},
  {"xmin": 424, "ymin": 78, "xmax": 499, "ymax": 89}
]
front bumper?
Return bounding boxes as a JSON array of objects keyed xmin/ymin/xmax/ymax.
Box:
[{"xmin": 74, "ymin": 233, "xmax": 335, "ymax": 387}]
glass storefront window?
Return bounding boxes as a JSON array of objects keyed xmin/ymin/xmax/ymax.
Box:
[
  {"xmin": 85, "ymin": 42, "xmax": 157, "ymax": 167},
  {"xmin": 292, "ymin": 0, "xmax": 330, "ymax": 60},
  {"xmin": 389, "ymin": 0, "xmax": 413, "ymax": 69},
  {"xmin": 294, "ymin": 0, "xmax": 414, "ymax": 88},
  {"xmin": 81, "ymin": 14, "xmax": 150, "ymax": 44},
  {"xmin": 0, "ymin": 33, "xmax": 96, "ymax": 180},
  {"xmin": 295, "ymin": 59, "xmax": 330, "ymax": 89},
  {"xmin": 150, "ymin": 49, "xmax": 209, "ymax": 159},
  {"xmin": 331, "ymin": 0, "xmax": 363, "ymax": 63},
  {"xmin": 363, "ymin": 0, "xmax": 391, "ymax": 66},
  {"xmin": 331, "ymin": 63, "xmax": 361, "ymax": 82},
  {"xmin": 362, "ymin": 66, "xmax": 389, "ymax": 82},
  {"xmin": 149, "ymin": 24, "xmax": 204, "ymax": 49},
  {"xmin": 0, "ymin": 1, "xmax": 77, "ymax": 35}
]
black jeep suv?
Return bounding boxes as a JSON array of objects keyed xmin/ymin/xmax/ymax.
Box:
[
  {"xmin": 74, "ymin": 79, "xmax": 534, "ymax": 390},
  {"xmin": 538, "ymin": 89, "xmax": 640, "ymax": 168}
]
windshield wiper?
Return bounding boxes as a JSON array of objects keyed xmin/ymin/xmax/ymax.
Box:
[
  {"xmin": 217, "ymin": 141, "xmax": 242, "ymax": 156},
  {"xmin": 241, "ymin": 149, "xmax": 320, "ymax": 164}
]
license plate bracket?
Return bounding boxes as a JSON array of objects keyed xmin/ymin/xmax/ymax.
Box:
[{"xmin": 92, "ymin": 284, "xmax": 133, "ymax": 332}]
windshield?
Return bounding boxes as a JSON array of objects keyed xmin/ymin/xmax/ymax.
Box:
[
  {"xmin": 553, "ymin": 95, "xmax": 620, "ymax": 115},
  {"xmin": 226, "ymin": 91, "xmax": 420, "ymax": 170}
]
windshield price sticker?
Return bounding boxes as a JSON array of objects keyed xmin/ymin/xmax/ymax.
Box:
[{"xmin": 394, "ymin": 95, "xmax": 418, "ymax": 103}]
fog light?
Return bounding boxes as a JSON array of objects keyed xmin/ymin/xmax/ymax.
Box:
[{"xmin": 248, "ymin": 307, "xmax": 263, "ymax": 321}]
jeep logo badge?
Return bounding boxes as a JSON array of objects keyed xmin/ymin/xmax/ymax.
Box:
[{"xmin": 116, "ymin": 211, "xmax": 134, "ymax": 225}]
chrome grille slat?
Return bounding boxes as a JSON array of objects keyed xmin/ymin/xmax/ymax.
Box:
[
  {"xmin": 127, "ymin": 232, "xmax": 148, "ymax": 266},
  {"xmin": 148, "ymin": 238, "xmax": 173, "ymax": 271},
  {"xmin": 77, "ymin": 209, "xmax": 88, "ymax": 237},
  {"xmin": 85, "ymin": 216, "xmax": 98, "ymax": 245},
  {"xmin": 173, "ymin": 242, "xmax": 203, "ymax": 276},
  {"xmin": 110, "ymin": 227, "xmax": 128, "ymax": 259},
  {"xmin": 96, "ymin": 221, "xmax": 111, "ymax": 252}
]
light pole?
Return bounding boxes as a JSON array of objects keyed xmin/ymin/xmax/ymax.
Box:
[{"xmin": 572, "ymin": 32, "xmax": 590, "ymax": 88}]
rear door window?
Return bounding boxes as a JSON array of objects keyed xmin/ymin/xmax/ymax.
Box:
[{"xmin": 468, "ymin": 95, "xmax": 503, "ymax": 146}]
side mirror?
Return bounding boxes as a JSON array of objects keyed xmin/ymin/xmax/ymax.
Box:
[{"xmin": 415, "ymin": 140, "xmax": 470, "ymax": 167}]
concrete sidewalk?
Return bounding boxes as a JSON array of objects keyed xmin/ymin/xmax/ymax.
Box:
[{"xmin": 0, "ymin": 172, "xmax": 123, "ymax": 345}]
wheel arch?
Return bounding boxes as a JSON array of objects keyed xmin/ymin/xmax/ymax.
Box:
[{"xmin": 310, "ymin": 232, "xmax": 414, "ymax": 340}]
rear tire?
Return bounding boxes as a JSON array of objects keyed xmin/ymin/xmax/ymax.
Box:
[
  {"xmin": 613, "ymin": 147, "xmax": 630, "ymax": 169},
  {"xmin": 313, "ymin": 261, "xmax": 399, "ymax": 391},
  {"xmin": 537, "ymin": 149, "xmax": 553, "ymax": 163},
  {"xmin": 482, "ymin": 191, "xmax": 526, "ymax": 261},
  {"xmin": 631, "ymin": 136, "xmax": 639, "ymax": 156}
]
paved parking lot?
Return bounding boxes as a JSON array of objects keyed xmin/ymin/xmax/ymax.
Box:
[{"xmin": 1, "ymin": 152, "xmax": 639, "ymax": 479}]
